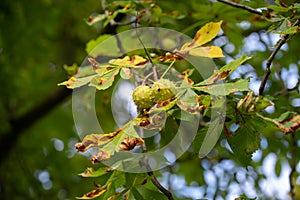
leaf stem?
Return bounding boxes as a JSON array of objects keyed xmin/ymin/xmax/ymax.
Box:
[
  {"xmin": 160, "ymin": 60, "xmax": 176, "ymax": 79},
  {"xmin": 216, "ymin": 0, "xmax": 262, "ymax": 16}
]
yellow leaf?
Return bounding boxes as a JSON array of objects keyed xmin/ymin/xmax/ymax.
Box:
[
  {"xmin": 76, "ymin": 183, "xmax": 111, "ymax": 199},
  {"xmin": 193, "ymin": 20, "xmax": 223, "ymax": 46},
  {"xmin": 189, "ymin": 46, "xmax": 224, "ymax": 58}
]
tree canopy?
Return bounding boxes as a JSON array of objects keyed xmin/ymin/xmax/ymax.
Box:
[{"xmin": 0, "ymin": 0, "xmax": 299, "ymax": 200}]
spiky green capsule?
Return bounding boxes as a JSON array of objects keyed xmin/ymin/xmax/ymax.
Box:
[
  {"xmin": 152, "ymin": 79, "xmax": 176, "ymax": 102},
  {"xmin": 132, "ymin": 85, "xmax": 155, "ymax": 109}
]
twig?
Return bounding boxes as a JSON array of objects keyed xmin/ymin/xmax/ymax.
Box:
[
  {"xmin": 217, "ymin": 0, "xmax": 262, "ymax": 16},
  {"xmin": 146, "ymin": 164, "xmax": 174, "ymax": 200},
  {"xmin": 134, "ymin": 12, "xmax": 158, "ymax": 81},
  {"xmin": 259, "ymin": 17, "xmax": 300, "ymax": 95},
  {"xmin": 289, "ymin": 133, "xmax": 296, "ymax": 200},
  {"xmin": 114, "ymin": 34, "xmax": 126, "ymax": 55}
]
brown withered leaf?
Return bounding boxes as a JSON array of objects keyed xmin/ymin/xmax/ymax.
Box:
[
  {"xmin": 91, "ymin": 150, "xmax": 110, "ymax": 164},
  {"xmin": 75, "ymin": 131, "xmax": 121, "ymax": 152},
  {"xmin": 119, "ymin": 136, "xmax": 144, "ymax": 151}
]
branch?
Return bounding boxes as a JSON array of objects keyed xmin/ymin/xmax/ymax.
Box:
[
  {"xmin": 0, "ymin": 87, "xmax": 71, "ymax": 164},
  {"xmin": 217, "ymin": 0, "xmax": 262, "ymax": 16},
  {"xmin": 139, "ymin": 128, "xmax": 174, "ymax": 200},
  {"xmin": 289, "ymin": 133, "xmax": 296, "ymax": 200},
  {"xmin": 259, "ymin": 17, "xmax": 300, "ymax": 95},
  {"xmin": 147, "ymin": 167, "xmax": 174, "ymax": 200}
]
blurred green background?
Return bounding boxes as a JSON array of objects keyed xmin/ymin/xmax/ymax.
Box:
[{"xmin": 0, "ymin": 0, "xmax": 101, "ymax": 199}]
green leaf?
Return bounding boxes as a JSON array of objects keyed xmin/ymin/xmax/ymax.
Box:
[
  {"xmin": 176, "ymin": 87, "xmax": 199, "ymax": 114},
  {"xmin": 137, "ymin": 188, "xmax": 168, "ymax": 200},
  {"xmin": 227, "ymin": 117, "xmax": 261, "ymax": 166},
  {"xmin": 89, "ymin": 68, "xmax": 120, "ymax": 90},
  {"xmin": 275, "ymin": 26, "xmax": 300, "ymax": 34},
  {"xmin": 79, "ymin": 167, "xmax": 111, "ymax": 178},
  {"xmin": 196, "ymin": 55, "xmax": 252, "ymax": 86},
  {"xmin": 58, "ymin": 75, "xmax": 97, "ymax": 89},
  {"xmin": 194, "ymin": 78, "xmax": 249, "ymax": 95},
  {"xmin": 86, "ymin": 34, "xmax": 112, "ymax": 54},
  {"xmin": 267, "ymin": 5, "xmax": 291, "ymax": 12},
  {"xmin": 257, "ymin": 111, "xmax": 300, "ymax": 134},
  {"xmin": 86, "ymin": 14, "xmax": 107, "ymax": 26},
  {"xmin": 130, "ymin": 187, "xmax": 146, "ymax": 200},
  {"xmin": 237, "ymin": 92, "xmax": 274, "ymax": 114},
  {"xmin": 120, "ymin": 68, "xmax": 132, "ymax": 79},
  {"xmin": 198, "ymin": 118, "xmax": 224, "ymax": 157}
]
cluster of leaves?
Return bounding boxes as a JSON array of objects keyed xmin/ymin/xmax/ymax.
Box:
[{"xmin": 58, "ymin": 1, "xmax": 300, "ymax": 199}]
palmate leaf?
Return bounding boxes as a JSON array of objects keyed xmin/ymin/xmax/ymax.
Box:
[
  {"xmin": 194, "ymin": 78, "xmax": 249, "ymax": 95},
  {"xmin": 180, "ymin": 20, "xmax": 224, "ymax": 58},
  {"xmin": 196, "ymin": 55, "xmax": 252, "ymax": 86}
]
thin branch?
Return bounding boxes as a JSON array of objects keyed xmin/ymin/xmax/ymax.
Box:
[
  {"xmin": 134, "ymin": 12, "xmax": 158, "ymax": 81},
  {"xmin": 146, "ymin": 165, "xmax": 174, "ymax": 200},
  {"xmin": 289, "ymin": 133, "xmax": 296, "ymax": 200},
  {"xmin": 259, "ymin": 17, "xmax": 300, "ymax": 95},
  {"xmin": 217, "ymin": 0, "xmax": 262, "ymax": 16}
]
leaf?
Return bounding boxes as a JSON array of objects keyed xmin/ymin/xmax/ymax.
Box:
[
  {"xmin": 189, "ymin": 45, "xmax": 224, "ymax": 58},
  {"xmin": 196, "ymin": 55, "xmax": 252, "ymax": 86},
  {"xmin": 237, "ymin": 92, "xmax": 274, "ymax": 114},
  {"xmin": 75, "ymin": 131, "xmax": 123, "ymax": 152},
  {"xmin": 120, "ymin": 68, "xmax": 132, "ymax": 79},
  {"xmin": 58, "ymin": 75, "xmax": 97, "ymax": 89},
  {"xmin": 194, "ymin": 79, "xmax": 249, "ymax": 95},
  {"xmin": 76, "ymin": 183, "xmax": 111, "ymax": 199},
  {"xmin": 109, "ymin": 55, "xmax": 148, "ymax": 68},
  {"xmin": 86, "ymin": 14, "xmax": 107, "ymax": 26},
  {"xmin": 267, "ymin": 5, "xmax": 291, "ymax": 12},
  {"xmin": 227, "ymin": 117, "xmax": 261, "ymax": 166},
  {"xmin": 257, "ymin": 111, "xmax": 300, "ymax": 134},
  {"xmin": 89, "ymin": 68, "xmax": 120, "ymax": 90},
  {"xmin": 86, "ymin": 34, "xmax": 112, "ymax": 54},
  {"xmin": 79, "ymin": 167, "xmax": 112, "ymax": 178},
  {"xmin": 63, "ymin": 63, "xmax": 78, "ymax": 76},
  {"xmin": 176, "ymin": 87, "xmax": 199, "ymax": 114},
  {"xmin": 198, "ymin": 118, "xmax": 224, "ymax": 158},
  {"xmin": 193, "ymin": 20, "xmax": 223, "ymax": 46},
  {"xmin": 130, "ymin": 187, "xmax": 146, "ymax": 200}
]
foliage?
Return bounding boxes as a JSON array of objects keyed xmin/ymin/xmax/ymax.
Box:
[
  {"xmin": 57, "ymin": 1, "xmax": 300, "ymax": 199},
  {"xmin": 1, "ymin": 0, "xmax": 300, "ymax": 200}
]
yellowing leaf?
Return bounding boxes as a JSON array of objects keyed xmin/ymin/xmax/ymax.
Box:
[
  {"xmin": 75, "ymin": 131, "xmax": 122, "ymax": 152},
  {"xmin": 189, "ymin": 46, "xmax": 224, "ymax": 58},
  {"xmin": 58, "ymin": 75, "xmax": 96, "ymax": 89},
  {"xmin": 193, "ymin": 21, "xmax": 223, "ymax": 46},
  {"xmin": 89, "ymin": 68, "xmax": 120, "ymax": 90},
  {"xmin": 76, "ymin": 183, "xmax": 111, "ymax": 199},
  {"xmin": 109, "ymin": 55, "xmax": 148, "ymax": 68},
  {"xmin": 196, "ymin": 55, "xmax": 252, "ymax": 86}
]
